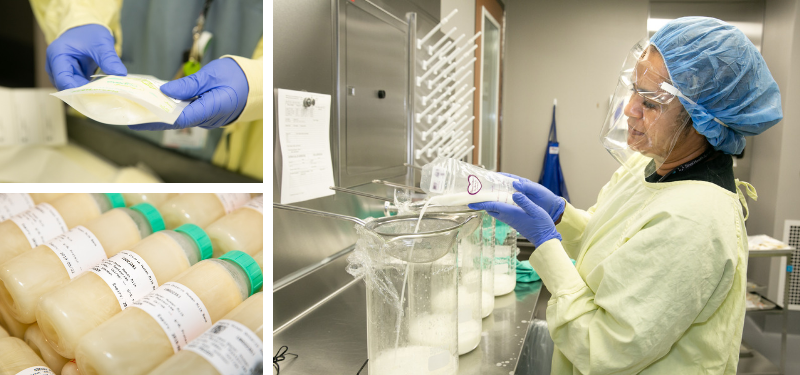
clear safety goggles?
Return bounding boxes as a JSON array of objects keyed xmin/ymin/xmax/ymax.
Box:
[{"xmin": 600, "ymin": 38, "xmax": 693, "ymax": 175}]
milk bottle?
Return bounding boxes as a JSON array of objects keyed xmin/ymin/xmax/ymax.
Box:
[
  {"xmin": 121, "ymin": 193, "xmax": 179, "ymax": 208},
  {"xmin": 0, "ymin": 301, "xmax": 31, "ymax": 339},
  {"xmin": 36, "ymin": 224, "xmax": 212, "ymax": 358},
  {"xmin": 0, "ymin": 194, "xmax": 125, "ymax": 265},
  {"xmin": 24, "ymin": 325, "xmax": 68, "ymax": 375},
  {"xmin": 75, "ymin": 251, "xmax": 263, "ymax": 375},
  {"xmin": 159, "ymin": 193, "xmax": 253, "ymax": 229},
  {"xmin": 0, "ymin": 203, "xmax": 164, "ymax": 323},
  {"xmin": 205, "ymin": 195, "xmax": 263, "ymax": 257},
  {"xmin": 0, "ymin": 194, "xmax": 64, "ymax": 222},
  {"xmin": 148, "ymin": 292, "xmax": 263, "ymax": 375},
  {"xmin": 0, "ymin": 337, "xmax": 55, "ymax": 375}
]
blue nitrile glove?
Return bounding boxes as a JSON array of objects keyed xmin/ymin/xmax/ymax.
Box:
[
  {"xmin": 46, "ymin": 24, "xmax": 127, "ymax": 90},
  {"xmin": 499, "ymin": 172, "xmax": 565, "ymax": 222},
  {"xmin": 128, "ymin": 58, "xmax": 249, "ymax": 130},
  {"xmin": 468, "ymin": 193, "xmax": 561, "ymax": 247}
]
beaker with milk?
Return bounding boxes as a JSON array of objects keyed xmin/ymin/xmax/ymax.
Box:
[{"xmin": 493, "ymin": 220, "xmax": 518, "ymax": 296}]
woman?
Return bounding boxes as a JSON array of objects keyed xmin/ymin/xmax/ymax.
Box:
[{"xmin": 470, "ymin": 17, "xmax": 782, "ymax": 374}]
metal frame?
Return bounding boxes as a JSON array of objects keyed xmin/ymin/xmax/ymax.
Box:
[{"xmin": 477, "ymin": 6, "xmax": 502, "ymax": 171}]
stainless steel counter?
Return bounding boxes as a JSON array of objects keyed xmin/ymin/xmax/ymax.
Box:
[{"xmin": 273, "ymin": 278, "xmax": 543, "ymax": 374}]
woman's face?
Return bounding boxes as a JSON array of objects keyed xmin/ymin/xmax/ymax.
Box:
[{"xmin": 623, "ymin": 47, "xmax": 688, "ymax": 161}]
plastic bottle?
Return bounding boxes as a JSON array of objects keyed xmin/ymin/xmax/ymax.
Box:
[
  {"xmin": 0, "ymin": 301, "xmax": 31, "ymax": 339},
  {"xmin": 420, "ymin": 157, "xmax": 517, "ymax": 206},
  {"xmin": 0, "ymin": 194, "xmax": 125, "ymax": 265},
  {"xmin": 75, "ymin": 251, "xmax": 263, "ymax": 375},
  {"xmin": 148, "ymin": 292, "xmax": 263, "ymax": 375},
  {"xmin": 205, "ymin": 195, "xmax": 263, "ymax": 258},
  {"xmin": 36, "ymin": 224, "xmax": 212, "ymax": 358},
  {"xmin": 0, "ymin": 203, "xmax": 164, "ymax": 324},
  {"xmin": 253, "ymin": 249, "xmax": 263, "ymax": 271},
  {"xmin": 159, "ymin": 193, "xmax": 253, "ymax": 229},
  {"xmin": 24, "ymin": 325, "xmax": 68, "ymax": 375},
  {"xmin": 0, "ymin": 324, "xmax": 7, "ymax": 339},
  {"xmin": 0, "ymin": 194, "xmax": 65, "ymax": 222},
  {"xmin": 122, "ymin": 193, "xmax": 179, "ymax": 208},
  {"xmin": 61, "ymin": 361, "xmax": 78, "ymax": 375},
  {"xmin": 0, "ymin": 337, "xmax": 55, "ymax": 375}
]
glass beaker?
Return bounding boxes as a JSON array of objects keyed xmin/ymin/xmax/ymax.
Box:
[
  {"xmin": 348, "ymin": 212, "xmax": 477, "ymax": 375},
  {"xmin": 493, "ymin": 219, "xmax": 518, "ymax": 296},
  {"xmin": 394, "ymin": 202, "xmax": 486, "ymax": 355},
  {"xmin": 480, "ymin": 213, "xmax": 495, "ymax": 317}
]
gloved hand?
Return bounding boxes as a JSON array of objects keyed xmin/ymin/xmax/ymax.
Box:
[
  {"xmin": 468, "ymin": 193, "xmax": 561, "ymax": 247},
  {"xmin": 499, "ymin": 172, "xmax": 565, "ymax": 222},
  {"xmin": 46, "ymin": 24, "xmax": 128, "ymax": 90},
  {"xmin": 128, "ymin": 58, "xmax": 249, "ymax": 130}
]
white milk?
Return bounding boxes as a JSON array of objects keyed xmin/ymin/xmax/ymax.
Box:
[
  {"xmin": 205, "ymin": 196, "xmax": 263, "ymax": 258},
  {"xmin": 371, "ymin": 346, "xmax": 457, "ymax": 375},
  {"xmin": 482, "ymin": 291, "xmax": 495, "ymax": 318},
  {"xmin": 0, "ymin": 300, "xmax": 31, "ymax": 339},
  {"xmin": 0, "ymin": 194, "xmax": 104, "ymax": 265},
  {"xmin": 428, "ymin": 192, "xmax": 515, "ymax": 207},
  {"xmin": 36, "ymin": 230, "xmax": 201, "ymax": 358},
  {"xmin": 408, "ymin": 313, "xmax": 481, "ymax": 355},
  {"xmin": 60, "ymin": 361, "xmax": 78, "ymax": 375},
  {"xmin": 159, "ymin": 193, "xmax": 253, "ymax": 229},
  {"xmin": 147, "ymin": 293, "xmax": 263, "ymax": 375},
  {"xmin": 0, "ymin": 324, "xmax": 7, "ymax": 339},
  {"xmin": 494, "ymin": 274, "xmax": 516, "ymax": 296},
  {"xmin": 253, "ymin": 250, "xmax": 263, "ymax": 271},
  {"xmin": 23, "ymin": 325, "xmax": 68, "ymax": 375},
  {"xmin": 28, "ymin": 194, "xmax": 66, "ymax": 205},
  {"xmin": 122, "ymin": 194, "xmax": 179, "ymax": 208},
  {"xmin": 0, "ymin": 208, "xmax": 146, "ymax": 324},
  {"xmin": 0, "ymin": 337, "xmax": 54, "ymax": 375},
  {"xmin": 75, "ymin": 259, "xmax": 252, "ymax": 375}
]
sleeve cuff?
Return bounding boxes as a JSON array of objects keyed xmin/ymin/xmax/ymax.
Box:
[
  {"xmin": 223, "ymin": 55, "xmax": 263, "ymax": 123},
  {"xmin": 556, "ymin": 202, "xmax": 590, "ymax": 243},
  {"xmin": 529, "ymin": 238, "xmax": 585, "ymax": 296}
]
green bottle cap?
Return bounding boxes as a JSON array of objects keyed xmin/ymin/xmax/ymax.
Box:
[
  {"xmin": 104, "ymin": 193, "xmax": 126, "ymax": 209},
  {"xmin": 219, "ymin": 250, "xmax": 263, "ymax": 296},
  {"xmin": 130, "ymin": 203, "xmax": 165, "ymax": 233},
  {"xmin": 174, "ymin": 224, "xmax": 213, "ymax": 261}
]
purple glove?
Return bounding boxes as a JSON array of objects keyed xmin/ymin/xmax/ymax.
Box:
[
  {"xmin": 128, "ymin": 58, "xmax": 249, "ymax": 130},
  {"xmin": 46, "ymin": 24, "xmax": 127, "ymax": 90},
  {"xmin": 469, "ymin": 193, "xmax": 561, "ymax": 247},
  {"xmin": 499, "ymin": 172, "xmax": 566, "ymax": 222}
]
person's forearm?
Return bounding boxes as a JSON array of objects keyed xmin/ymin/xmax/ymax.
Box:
[
  {"xmin": 222, "ymin": 55, "xmax": 263, "ymax": 123},
  {"xmin": 29, "ymin": 0, "xmax": 122, "ymax": 50}
]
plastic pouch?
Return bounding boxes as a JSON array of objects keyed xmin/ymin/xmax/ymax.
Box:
[
  {"xmin": 51, "ymin": 75, "xmax": 189, "ymax": 125},
  {"xmin": 420, "ymin": 156, "xmax": 517, "ymax": 206}
]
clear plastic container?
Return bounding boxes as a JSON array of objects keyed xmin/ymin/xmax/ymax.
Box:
[
  {"xmin": 158, "ymin": 193, "xmax": 253, "ymax": 229},
  {"xmin": 205, "ymin": 195, "xmax": 263, "ymax": 258},
  {"xmin": 122, "ymin": 193, "xmax": 179, "ymax": 208},
  {"xmin": 0, "ymin": 203, "xmax": 163, "ymax": 324},
  {"xmin": 493, "ymin": 220, "xmax": 518, "ymax": 296},
  {"xmin": 75, "ymin": 251, "xmax": 263, "ymax": 375},
  {"xmin": 0, "ymin": 337, "xmax": 53, "ymax": 375},
  {"xmin": 346, "ymin": 213, "xmax": 478, "ymax": 375},
  {"xmin": 147, "ymin": 292, "xmax": 263, "ymax": 375},
  {"xmin": 36, "ymin": 224, "xmax": 210, "ymax": 358},
  {"xmin": 0, "ymin": 300, "xmax": 31, "ymax": 339},
  {"xmin": 24, "ymin": 325, "xmax": 69, "ymax": 375},
  {"xmin": 480, "ymin": 213, "xmax": 496, "ymax": 317},
  {"xmin": 420, "ymin": 157, "xmax": 517, "ymax": 206},
  {"xmin": 0, "ymin": 194, "xmax": 124, "ymax": 265},
  {"xmin": 0, "ymin": 194, "xmax": 65, "ymax": 222}
]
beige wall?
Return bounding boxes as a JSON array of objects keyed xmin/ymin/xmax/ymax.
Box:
[{"xmin": 501, "ymin": 0, "xmax": 649, "ymax": 209}]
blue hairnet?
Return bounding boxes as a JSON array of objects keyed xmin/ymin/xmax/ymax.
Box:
[{"xmin": 651, "ymin": 17, "xmax": 782, "ymax": 155}]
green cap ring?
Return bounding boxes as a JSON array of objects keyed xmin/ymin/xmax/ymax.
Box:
[
  {"xmin": 105, "ymin": 193, "xmax": 126, "ymax": 209},
  {"xmin": 219, "ymin": 250, "xmax": 263, "ymax": 296},
  {"xmin": 130, "ymin": 203, "xmax": 165, "ymax": 233},
  {"xmin": 174, "ymin": 223, "xmax": 213, "ymax": 260}
]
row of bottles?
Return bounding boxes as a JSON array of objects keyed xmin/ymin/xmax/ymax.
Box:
[{"xmin": 0, "ymin": 193, "xmax": 264, "ymax": 375}]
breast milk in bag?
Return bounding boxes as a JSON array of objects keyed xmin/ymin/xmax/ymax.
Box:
[{"xmin": 50, "ymin": 75, "xmax": 189, "ymax": 126}]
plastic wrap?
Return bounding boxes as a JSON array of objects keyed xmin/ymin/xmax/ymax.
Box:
[{"xmin": 515, "ymin": 319, "xmax": 554, "ymax": 375}]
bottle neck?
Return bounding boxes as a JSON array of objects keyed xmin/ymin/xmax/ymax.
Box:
[
  {"xmin": 164, "ymin": 230, "xmax": 202, "ymax": 266},
  {"xmin": 213, "ymin": 258, "xmax": 251, "ymax": 302},
  {"xmin": 120, "ymin": 208, "xmax": 154, "ymax": 239},
  {"xmin": 89, "ymin": 193, "xmax": 113, "ymax": 214}
]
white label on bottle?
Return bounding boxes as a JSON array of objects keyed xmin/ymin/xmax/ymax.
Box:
[
  {"xmin": 132, "ymin": 281, "xmax": 211, "ymax": 353},
  {"xmin": 242, "ymin": 195, "xmax": 264, "ymax": 215},
  {"xmin": 46, "ymin": 226, "xmax": 106, "ymax": 280},
  {"xmin": 10, "ymin": 203, "xmax": 69, "ymax": 248},
  {"xmin": 14, "ymin": 366, "xmax": 55, "ymax": 375},
  {"xmin": 185, "ymin": 319, "xmax": 264, "ymax": 375},
  {"xmin": 91, "ymin": 250, "xmax": 158, "ymax": 309},
  {"xmin": 0, "ymin": 193, "xmax": 34, "ymax": 222},
  {"xmin": 430, "ymin": 166, "xmax": 446, "ymax": 193},
  {"xmin": 214, "ymin": 194, "xmax": 252, "ymax": 214}
]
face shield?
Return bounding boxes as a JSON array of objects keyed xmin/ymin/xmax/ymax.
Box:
[{"xmin": 601, "ymin": 39, "xmax": 694, "ymax": 176}]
